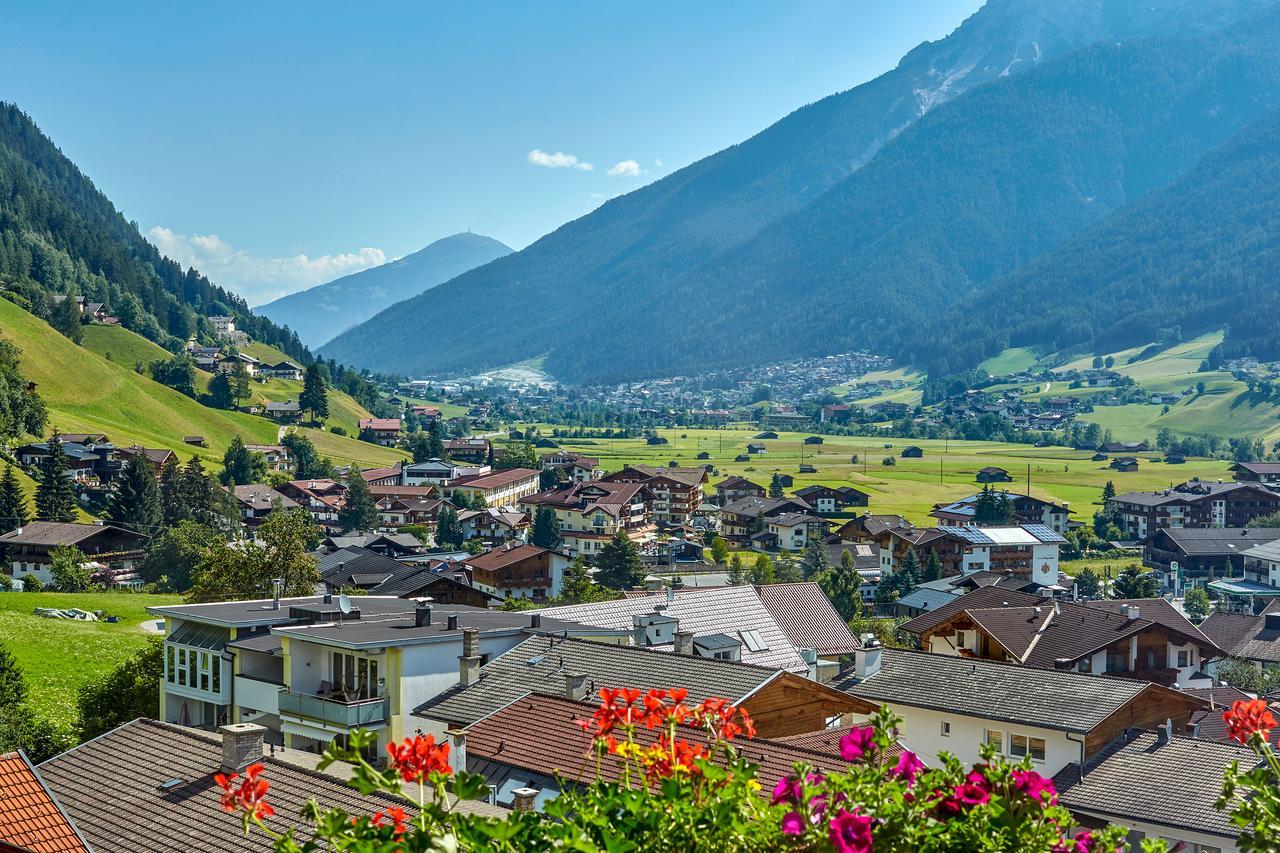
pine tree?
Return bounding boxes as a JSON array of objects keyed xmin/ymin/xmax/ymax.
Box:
[
  {"xmin": 426, "ymin": 418, "xmax": 446, "ymax": 460},
  {"xmin": 923, "ymin": 548, "xmax": 943, "ymax": 582},
  {"xmin": 229, "ymin": 361, "xmax": 251, "ymax": 408},
  {"xmin": 158, "ymin": 456, "xmax": 187, "ymax": 527},
  {"xmin": 338, "ymin": 470, "xmax": 379, "ymax": 533},
  {"xmin": 435, "ymin": 506, "xmax": 463, "ymax": 548},
  {"xmin": 530, "ymin": 506, "xmax": 562, "ymax": 550},
  {"xmin": 300, "ymin": 363, "xmax": 329, "ymax": 424},
  {"xmin": 750, "ymin": 553, "xmax": 775, "ymax": 585},
  {"xmin": 1101, "ymin": 481, "xmax": 1116, "ymax": 502},
  {"xmin": 821, "ymin": 549, "xmax": 863, "ymax": 621},
  {"xmin": 727, "ymin": 554, "xmax": 746, "ymax": 585},
  {"xmin": 34, "ymin": 433, "xmax": 77, "ymax": 522},
  {"xmin": 219, "ymin": 436, "xmax": 267, "ymax": 486},
  {"xmin": 595, "ymin": 530, "xmax": 644, "ymax": 590},
  {"xmin": 558, "ymin": 556, "xmax": 610, "ymax": 604},
  {"xmin": 769, "ymin": 474, "xmax": 784, "ymax": 498},
  {"xmin": 207, "ymin": 371, "xmax": 234, "ymax": 409},
  {"xmin": 107, "ymin": 454, "xmax": 162, "ymax": 535},
  {"xmin": 0, "ymin": 464, "xmax": 29, "ymax": 534},
  {"xmin": 180, "ymin": 455, "xmax": 217, "ymax": 526},
  {"xmin": 775, "ymin": 553, "xmax": 802, "ymax": 583},
  {"xmin": 800, "ymin": 540, "xmax": 829, "ymax": 579},
  {"xmin": 896, "ymin": 547, "xmax": 921, "ymax": 593},
  {"xmin": 51, "ymin": 294, "xmax": 83, "ymax": 344}
]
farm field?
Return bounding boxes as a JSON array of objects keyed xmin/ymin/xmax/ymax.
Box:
[
  {"xmin": 509, "ymin": 426, "xmax": 1233, "ymax": 525},
  {"xmin": 5, "ymin": 299, "xmax": 405, "ymax": 470},
  {"xmin": 0, "ymin": 591, "xmax": 180, "ymax": 731}
]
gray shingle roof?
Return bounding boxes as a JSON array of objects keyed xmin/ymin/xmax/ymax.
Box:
[
  {"xmin": 1154, "ymin": 527, "xmax": 1280, "ymax": 557},
  {"xmin": 1053, "ymin": 730, "xmax": 1253, "ymax": 840},
  {"xmin": 318, "ymin": 546, "xmax": 407, "ymax": 586},
  {"xmin": 834, "ymin": 648, "xmax": 1182, "ymax": 734},
  {"xmin": 535, "ymin": 586, "xmax": 807, "ymax": 671},
  {"xmin": 38, "ymin": 718, "xmax": 418, "ymax": 852},
  {"xmin": 416, "ymin": 635, "xmax": 780, "ymax": 727},
  {"xmin": 1201, "ymin": 605, "xmax": 1280, "ymax": 663}
]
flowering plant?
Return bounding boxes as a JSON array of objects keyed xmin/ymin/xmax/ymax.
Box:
[{"xmin": 1217, "ymin": 698, "xmax": 1280, "ymax": 850}]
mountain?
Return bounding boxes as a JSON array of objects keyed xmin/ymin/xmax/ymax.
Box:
[
  {"xmin": 258, "ymin": 232, "xmax": 511, "ymax": 347},
  {"xmin": 909, "ymin": 106, "xmax": 1280, "ymax": 372},
  {"xmin": 319, "ymin": 0, "xmax": 1276, "ymax": 380},
  {"xmin": 0, "ymin": 103, "xmax": 309, "ymax": 362}
]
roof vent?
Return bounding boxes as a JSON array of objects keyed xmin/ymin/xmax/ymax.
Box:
[
  {"xmin": 157, "ymin": 778, "xmax": 185, "ymax": 793},
  {"xmin": 447, "ymin": 613, "xmax": 459, "ymax": 630}
]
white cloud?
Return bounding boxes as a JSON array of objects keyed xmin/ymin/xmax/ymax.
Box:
[
  {"xmin": 653, "ymin": 158, "xmax": 664, "ymax": 168},
  {"xmin": 147, "ymin": 226, "xmax": 385, "ymax": 306},
  {"xmin": 607, "ymin": 159, "xmax": 642, "ymax": 177},
  {"xmin": 527, "ymin": 148, "xmax": 593, "ymax": 171}
]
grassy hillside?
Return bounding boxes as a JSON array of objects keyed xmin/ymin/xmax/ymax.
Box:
[
  {"xmin": 2, "ymin": 299, "xmax": 404, "ymax": 468},
  {"xmin": 509, "ymin": 426, "xmax": 1233, "ymax": 526}
]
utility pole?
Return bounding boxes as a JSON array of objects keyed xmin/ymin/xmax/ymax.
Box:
[{"xmin": 1026, "ymin": 463, "xmax": 1031, "ymax": 497}]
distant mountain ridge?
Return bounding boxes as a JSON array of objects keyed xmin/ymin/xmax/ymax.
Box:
[
  {"xmin": 318, "ymin": 0, "xmax": 1276, "ymax": 381},
  {"xmin": 259, "ymin": 232, "xmax": 511, "ymax": 348}
]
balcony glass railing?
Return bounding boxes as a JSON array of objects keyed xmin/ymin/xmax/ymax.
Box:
[{"xmin": 277, "ymin": 689, "xmax": 388, "ymax": 728}]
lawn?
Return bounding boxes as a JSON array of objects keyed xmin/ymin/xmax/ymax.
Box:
[
  {"xmin": 1059, "ymin": 556, "xmax": 1144, "ymax": 578},
  {"xmin": 507, "ymin": 426, "xmax": 1234, "ymax": 525},
  {"xmin": 0, "ymin": 591, "xmax": 180, "ymax": 731},
  {"xmin": 979, "ymin": 346, "xmax": 1039, "ymax": 376}
]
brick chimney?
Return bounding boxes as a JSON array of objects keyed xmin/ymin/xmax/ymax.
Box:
[
  {"xmin": 459, "ymin": 627, "xmax": 482, "ymax": 686},
  {"xmin": 564, "ymin": 672, "xmax": 588, "ymax": 701},
  {"xmin": 673, "ymin": 630, "xmax": 694, "ymax": 656},
  {"xmin": 512, "ymin": 787, "xmax": 539, "ymax": 812},
  {"xmin": 218, "ymin": 723, "xmax": 266, "ymax": 772}
]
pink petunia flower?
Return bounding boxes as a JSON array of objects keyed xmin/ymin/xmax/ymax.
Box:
[
  {"xmin": 840, "ymin": 726, "xmax": 876, "ymax": 762},
  {"xmin": 828, "ymin": 809, "xmax": 874, "ymax": 853}
]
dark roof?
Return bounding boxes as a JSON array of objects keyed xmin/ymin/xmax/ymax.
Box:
[
  {"xmin": 1201, "ymin": 607, "xmax": 1280, "ymax": 663},
  {"xmin": 1053, "ymin": 730, "xmax": 1253, "ymax": 840},
  {"xmin": 464, "ymin": 543, "xmax": 552, "ymax": 571},
  {"xmin": 417, "ymin": 635, "xmax": 779, "ymax": 727},
  {"xmin": 1086, "ymin": 598, "xmax": 1218, "ymax": 651},
  {"xmin": 0, "ymin": 750, "xmax": 89, "ymax": 852},
  {"xmin": 772, "ymin": 725, "xmax": 904, "ymax": 761},
  {"xmin": 0, "ymin": 521, "xmax": 143, "ymax": 548},
  {"xmin": 898, "ymin": 586, "xmax": 1044, "ymax": 637},
  {"xmin": 1181, "ymin": 686, "xmax": 1280, "ymax": 747},
  {"xmin": 754, "ymin": 583, "xmax": 861, "ymax": 654},
  {"xmin": 834, "ymin": 648, "xmax": 1194, "ymax": 734},
  {"xmin": 1151, "ymin": 527, "xmax": 1280, "ymax": 556},
  {"xmin": 38, "ymin": 718, "xmax": 421, "ymax": 852},
  {"xmin": 465, "ymin": 693, "xmax": 837, "ymax": 794},
  {"xmin": 317, "ymin": 546, "xmax": 407, "ymax": 586},
  {"xmin": 147, "ymin": 594, "xmax": 414, "ymax": 628}
]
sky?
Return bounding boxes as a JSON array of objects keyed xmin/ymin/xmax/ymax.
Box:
[{"xmin": 2, "ymin": 0, "xmax": 981, "ymax": 305}]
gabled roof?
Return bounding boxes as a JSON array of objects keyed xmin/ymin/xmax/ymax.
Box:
[
  {"xmin": 417, "ymin": 635, "xmax": 781, "ymax": 727},
  {"xmin": 449, "ymin": 468, "xmax": 540, "ymax": 490},
  {"xmin": 0, "ymin": 750, "xmax": 89, "ymax": 852},
  {"xmin": 1086, "ymin": 598, "xmax": 1219, "ymax": 652},
  {"xmin": 464, "ymin": 543, "xmax": 553, "ymax": 572},
  {"xmin": 37, "ymin": 719, "xmax": 438, "ymax": 851},
  {"xmin": 317, "ymin": 546, "xmax": 407, "ymax": 587},
  {"xmin": 1151, "ymin": 526, "xmax": 1280, "ymax": 556},
  {"xmin": 835, "ymin": 648, "xmax": 1202, "ymax": 734},
  {"xmin": 0, "ymin": 521, "xmax": 143, "ymax": 548},
  {"xmin": 754, "ymin": 583, "xmax": 861, "ymax": 654},
  {"xmin": 1053, "ymin": 731, "xmax": 1252, "ymax": 840},
  {"xmin": 231, "ymin": 484, "xmax": 299, "ymax": 511},
  {"xmin": 535, "ymin": 585, "xmax": 807, "ymax": 671},
  {"xmin": 1201, "ymin": 604, "xmax": 1280, "ymax": 663},
  {"xmin": 898, "ymin": 586, "xmax": 1044, "ymax": 637},
  {"xmin": 718, "ymin": 496, "xmax": 811, "ymax": 518}
]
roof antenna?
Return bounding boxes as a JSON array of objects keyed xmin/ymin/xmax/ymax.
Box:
[{"xmin": 338, "ymin": 593, "xmax": 352, "ymax": 628}]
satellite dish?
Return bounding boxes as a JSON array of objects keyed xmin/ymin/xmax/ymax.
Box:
[{"xmin": 338, "ymin": 594, "xmax": 352, "ymax": 615}]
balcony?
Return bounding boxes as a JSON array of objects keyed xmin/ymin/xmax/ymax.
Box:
[
  {"xmin": 234, "ymin": 674, "xmax": 283, "ymax": 715},
  {"xmin": 278, "ymin": 689, "xmax": 388, "ymax": 730}
]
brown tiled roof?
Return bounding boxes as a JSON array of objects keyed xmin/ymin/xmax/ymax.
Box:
[
  {"xmin": 1201, "ymin": 604, "xmax": 1280, "ymax": 663},
  {"xmin": 465, "ymin": 693, "xmax": 837, "ymax": 793},
  {"xmin": 0, "ymin": 751, "xmax": 88, "ymax": 852},
  {"xmin": 1053, "ymin": 730, "xmax": 1253, "ymax": 841},
  {"xmin": 1087, "ymin": 598, "xmax": 1220, "ymax": 653},
  {"xmin": 357, "ymin": 418, "xmax": 401, "ymax": 431},
  {"xmin": 360, "ymin": 465, "xmax": 402, "ymax": 482},
  {"xmin": 231, "ymin": 484, "xmax": 299, "ymax": 511},
  {"xmin": 1181, "ymin": 686, "xmax": 1280, "ymax": 747},
  {"xmin": 898, "ymin": 586, "xmax": 1043, "ymax": 637},
  {"xmin": 464, "ymin": 543, "xmax": 551, "ymax": 571},
  {"xmin": 755, "ymin": 583, "xmax": 861, "ymax": 654},
  {"xmin": 772, "ymin": 725, "xmax": 905, "ymax": 761},
  {"xmin": 0, "ymin": 521, "xmax": 140, "ymax": 548},
  {"xmin": 715, "ymin": 476, "xmax": 764, "ymax": 492}
]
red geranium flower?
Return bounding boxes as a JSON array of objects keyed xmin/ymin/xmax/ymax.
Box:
[
  {"xmin": 213, "ymin": 762, "xmax": 275, "ymax": 822},
  {"xmin": 385, "ymin": 733, "xmax": 452, "ymax": 784},
  {"xmin": 1224, "ymin": 698, "xmax": 1276, "ymax": 744}
]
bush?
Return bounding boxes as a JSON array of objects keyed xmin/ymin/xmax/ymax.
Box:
[{"xmin": 330, "ymin": 425, "xmax": 347, "ymax": 436}]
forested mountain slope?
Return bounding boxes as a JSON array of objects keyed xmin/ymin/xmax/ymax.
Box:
[
  {"xmin": 320, "ymin": 0, "xmax": 1272, "ymax": 377},
  {"xmin": 908, "ymin": 107, "xmax": 1280, "ymax": 373},
  {"xmin": 0, "ymin": 104, "xmax": 310, "ymax": 361},
  {"xmin": 259, "ymin": 232, "xmax": 511, "ymax": 347}
]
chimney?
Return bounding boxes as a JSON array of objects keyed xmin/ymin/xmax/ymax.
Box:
[
  {"xmin": 632, "ymin": 614, "xmax": 649, "ymax": 647},
  {"xmin": 1190, "ymin": 722, "xmax": 1201, "ymax": 739},
  {"xmin": 218, "ymin": 723, "xmax": 266, "ymax": 772},
  {"xmin": 1123, "ymin": 605, "xmax": 1140, "ymax": 621},
  {"xmin": 1156, "ymin": 719, "xmax": 1172, "ymax": 745},
  {"xmin": 459, "ymin": 627, "xmax": 482, "ymax": 687},
  {"xmin": 564, "ymin": 672, "xmax": 588, "ymax": 701},
  {"xmin": 531, "ymin": 613, "xmax": 542, "ymax": 629},
  {"xmin": 447, "ymin": 613, "xmax": 459, "ymax": 630},
  {"xmin": 323, "ymin": 592, "xmax": 332, "ymax": 605},
  {"xmin": 415, "ymin": 602, "xmax": 433, "ymax": 628},
  {"xmin": 673, "ymin": 630, "xmax": 694, "ymax": 656},
  {"xmin": 445, "ymin": 728, "xmax": 467, "ymax": 775},
  {"xmin": 512, "ymin": 787, "xmax": 539, "ymax": 812},
  {"xmin": 271, "ymin": 578, "xmax": 284, "ymax": 610},
  {"xmin": 854, "ymin": 635, "xmax": 882, "ymax": 680},
  {"xmin": 667, "ymin": 586, "xmax": 676, "ymax": 605}
]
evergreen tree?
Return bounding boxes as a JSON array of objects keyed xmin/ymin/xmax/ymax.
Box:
[
  {"xmin": 1112, "ymin": 565, "xmax": 1158, "ymax": 599},
  {"xmin": 219, "ymin": 436, "xmax": 267, "ymax": 486},
  {"xmin": 769, "ymin": 474, "xmax": 784, "ymax": 498},
  {"xmin": 0, "ymin": 336, "xmax": 48, "ymax": 444},
  {"xmin": 425, "ymin": 418, "xmax": 446, "ymax": 459},
  {"xmin": 896, "ymin": 547, "xmax": 921, "ymax": 593},
  {"xmin": 107, "ymin": 453, "xmax": 162, "ymax": 535},
  {"xmin": 800, "ymin": 540, "xmax": 830, "ymax": 579},
  {"xmin": 34, "ymin": 432, "xmax": 77, "ymax": 522},
  {"xmin": 338, "ymin": 470, "xmax": 379, "ymax": 533},
  {"xmin": 281, "ymin": 432, "xmax": 332, "ymax": 480},
  {"xmin": 158, "ymin": 455, "xmax": 187, "ymax": 527},
  {"xmin": 873, "ymin": 572, "xmax": 900, "ymax": 611},
  {"xmin": 180, "ymin": 455, "xmax": 220, "ymax": 527},
  {"xmin": 821, "ymin": 549, "xmax": 863, "ymax": 621},
  {"xmin": 530, "ymin": 506, "xmax": 562, "ymax": 550},
  {"xmin": 435, "ymin": 506, "xmax": 464, "ymax": 549},
  {"xmin": 494, "ymin": 441, "xmax": 536, "ymax": 470},
  {"xmin": 300, "ymin": 363, "xmax": 330, "ymax": 424},
  {"xmin": 207, "ymin": 371, "xmax": 234, "ymax": 409},
  {"xmin": 1101, "ymin": 481, "xmax": 1116, "ymax": 502},
  {"xmin": 709, "ymin": 537, "xmax": 729, "ymax": 566},
  {"xmin": 595, "ymin": 530, "xmax": 644, "ymax": 590},
  {"xmin": 49, "ymin": 545, "xmax": 91, "ymax": 591},
  {"xmin": 408, "ymin": 432, "xmax": 432, "ymax": 463},
  {"xmin": 229, "ymin": 360, "xmax": 251, "ymax": 408},
  {"xmin": 923, "ymin": 548, "xmax": 943, "ymax": 582},
  {"xmin": 1183, "ymin": 586, "xmax": 1212, "ymax": 622},
  {"xmin": 51, "ymin": 294, "xmax": 83, "ymax": 344},
  {"xmin": 557, "ymin": 556, "xmax": 612, "ymax": 604},
  {"xmin": 727, "ymin": 554, "xmax": 746, "ymax": 585},
  {"xmin": 775, "ymin": 553, "xmax": 802, "ymax": 583},
  {"xmin": 539, "ymin": 468, "xmax": 562, "ymax": 490},
  {"xmin": 750, "ymin": 553, "xmax": 775, "ymax": 585},
  {"xmin": 0, "ymin": 463, "xmax": 29, "ymax": 534},
  {"xmin": 1074, "ymin": 568, "xmax": 1102, "ymax": 599}
]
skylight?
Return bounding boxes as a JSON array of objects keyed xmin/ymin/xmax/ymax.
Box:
[{"xmin": 739, "ymin": 629, "xmax": 769, "ymax": 652}]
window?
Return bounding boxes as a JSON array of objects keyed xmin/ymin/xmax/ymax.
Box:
[
  {"xmin": 1078, "ymin": 657, "xmax": 1092, "ymax": 673},
  {"xmin": 176, "ymin": 648, "xmax": 188, "ymax": 686},
  {"xmin": 940, "ymin": 721, "xmax": 951, "ymax": 737},
  {"xmin": 1029, "ymin": 737, "xmax": 1046, "ymax": 761},
  {"xmin": 1177, "ymin": 650, "xmax": 1190, "ymax": 668},
  {"xmin": 166, "ymin": 645, "xmax": 175, "ymax": 683},
  {"xmin": 984, "ymin": 730, "xmax": 1004, "ymax": 752},
  {"xmin": 1010, "ymin": 734, "xmax": 1046, "ymax": 762},
  {"xmin": 955, "ymin": 631, "xmax": 967, "ymax": 648},
  {"xmin": 332, "ymin": 653, "xmax": 379, "ymax": 700}
]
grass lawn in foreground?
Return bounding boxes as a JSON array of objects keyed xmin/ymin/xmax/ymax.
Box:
[{"xmin": 0, "ymin": 591, "xmax": 180, "ymax": 731}]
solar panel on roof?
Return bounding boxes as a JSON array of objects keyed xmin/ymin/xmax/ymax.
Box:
[{"xmin": 1023, "ymin": 524, "xmax": 1067, "ymax": 543}]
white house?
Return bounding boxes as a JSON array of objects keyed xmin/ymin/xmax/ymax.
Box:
[{"xmin": 949, "ymin": 525, "xmax": 1065, "ymax": 587}]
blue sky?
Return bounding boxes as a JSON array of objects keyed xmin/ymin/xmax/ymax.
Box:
[{"xmin": 3, "ymin": 0, "xmax": 980, "ymax": 304}]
